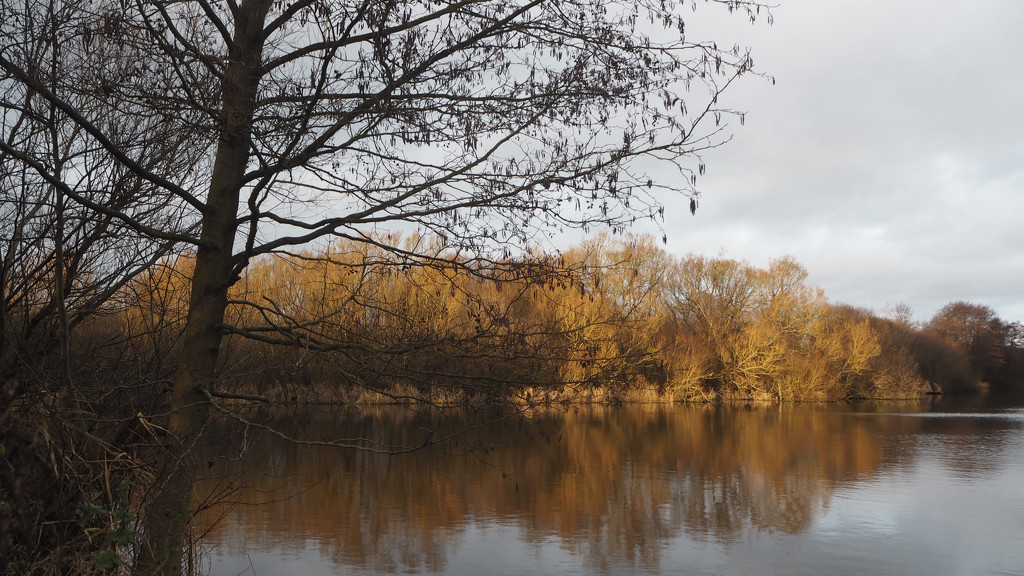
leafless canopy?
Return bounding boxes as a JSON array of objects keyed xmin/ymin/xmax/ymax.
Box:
[{"xmin": 3, "ymin": 0, "xmax": 769, "ymax": 269}]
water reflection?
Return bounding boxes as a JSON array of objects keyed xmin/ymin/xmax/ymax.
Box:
[{"xmin": 195, "ymin": 395, "xmax": 1024, "ymax": 575}]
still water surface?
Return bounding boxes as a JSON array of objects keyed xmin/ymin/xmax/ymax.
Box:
[{"xmin": 196, "ymin": 394, "xmax": 1024, "ymax": 575}]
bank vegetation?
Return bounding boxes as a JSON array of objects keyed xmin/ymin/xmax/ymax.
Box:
[{"xmin": 37, "ymin": 233, "xmax": 1024, "ymax": 409}]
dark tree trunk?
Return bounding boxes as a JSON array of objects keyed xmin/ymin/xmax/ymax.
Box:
[{"xmin": 136, "ymin": 3, "xmax": 270, "ymax": 574}]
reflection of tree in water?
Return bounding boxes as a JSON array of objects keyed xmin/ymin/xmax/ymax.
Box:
[{"xmin": 195, "ymin": 404, "xmax": 900, "ymax": 574}]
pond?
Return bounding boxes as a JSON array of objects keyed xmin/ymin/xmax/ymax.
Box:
[{"xmin": 194, "ymin": 393, "xmax": 1024, "ymax": 575}]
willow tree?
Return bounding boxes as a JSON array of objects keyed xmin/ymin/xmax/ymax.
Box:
[{"xmin": 1, "ymin": 0, "xmax": 769, "ymax": 573}]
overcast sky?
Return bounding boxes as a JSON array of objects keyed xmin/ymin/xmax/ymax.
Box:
[{"xmin": 640, "ymin": 1, "xmax": 1024, "ymax": 324}]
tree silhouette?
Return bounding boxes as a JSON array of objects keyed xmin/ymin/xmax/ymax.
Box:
[{"xmin": 1, "ymin": 0, "xmax": 771, "ymax": 573}]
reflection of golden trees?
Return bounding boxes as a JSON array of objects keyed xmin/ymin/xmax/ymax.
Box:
[{"xmin": 195, "ymin": 404, "xmax": 894, "ymax": 573}]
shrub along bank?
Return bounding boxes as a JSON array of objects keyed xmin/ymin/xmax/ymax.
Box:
[{"xmin": 95, "ymin": 234, "xmax": 1024, "ymax": 405}]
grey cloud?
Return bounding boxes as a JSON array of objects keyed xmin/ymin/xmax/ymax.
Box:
[{"xmin": 656, "ymin": 0, "xmax": 1024, "ymax": 322}]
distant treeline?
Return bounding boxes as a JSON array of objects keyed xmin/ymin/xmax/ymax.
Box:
[{"xmin": 59, "ymin": 233, "xmax": 1019, "ymax": 406}]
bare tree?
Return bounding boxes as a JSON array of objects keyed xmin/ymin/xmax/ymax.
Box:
[
  {"xmin": 2, "ymin": 0, "xmax": 770, "ymax": 573},
  {"xmin": 0, "ymin": 0, "xmax": 205, "ymax": 381},
  {"xmin": 0, "ymin": 3, "xmax": 212, "ymax": 573}
]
